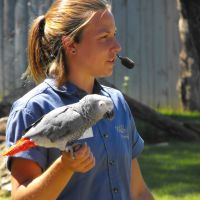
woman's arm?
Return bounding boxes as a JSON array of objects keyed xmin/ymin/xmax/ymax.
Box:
[
  {"xmin": 131, "ymin": 159, "xmax": 154, "ymax": 200},
  {"xmin": 11, "ymin": 144, "xmax": 95, "ymax": 200}
]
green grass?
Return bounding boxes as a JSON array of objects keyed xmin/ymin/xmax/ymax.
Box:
[
  {"xmin": 156, "ymin": 108, "xmax": 200, "ymax": 116},
  {"xmin": 156, "ymin": 109, "xmax": 200, "ymax": 123},
  {"xmin": 139, "ymin": 142, "xmax": 200, "ymax": 200}
]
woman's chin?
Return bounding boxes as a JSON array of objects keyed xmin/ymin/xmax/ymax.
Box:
[{"xmin": 99, "ymin": 70, "xmax": 113, "ymax": 78}]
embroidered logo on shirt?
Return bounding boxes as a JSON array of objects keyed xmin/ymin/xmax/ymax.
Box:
[{"xmin": 115, "ymin": 125, "xmax": 129, "ymax": 139}]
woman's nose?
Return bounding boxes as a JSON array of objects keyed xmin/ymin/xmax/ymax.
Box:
[{"xmin": 112, "ymin": 38, "xmax": 121, "ymax": 53}]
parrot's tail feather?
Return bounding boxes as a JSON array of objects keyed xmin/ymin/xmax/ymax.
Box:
[{"xmin": 2, "ymin": 138, "xmax": 37, "ymax": 156}]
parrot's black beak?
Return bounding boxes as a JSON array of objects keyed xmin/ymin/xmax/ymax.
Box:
[{"xmin": 104, "ymin": 110, "xmax": 114, "ymax": 120}]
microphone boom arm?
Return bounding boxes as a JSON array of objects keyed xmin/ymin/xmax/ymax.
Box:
[{"xmin": 117, "ymin": 54, "xmax": 135, "ymax": 69}]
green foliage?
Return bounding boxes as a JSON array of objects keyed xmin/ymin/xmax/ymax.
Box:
[
  {"xmin": 122, "ymin": 76, "xmax": 130, "ymax": 94},
  {"xmin": 0, "ymin": 191, "xmax": 11, "ymax": 200},
  {"xmin": 139, "ymin": 142, "xmax": 200, "ymax": 200}
]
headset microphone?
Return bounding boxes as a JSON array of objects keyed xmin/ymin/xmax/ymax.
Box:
[{"xmin": 117, "ymin": 54, "xmax": 135, "ymax": 69}]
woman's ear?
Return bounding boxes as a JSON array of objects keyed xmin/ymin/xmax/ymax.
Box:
[{"xmin": 62, "ymin": 36, "xmax": 77, "ymax": 55}]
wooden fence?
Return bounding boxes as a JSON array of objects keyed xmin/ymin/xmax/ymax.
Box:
[{"xmin": 0, "ymin": 0, "xmax": 180, "ymax": 109}]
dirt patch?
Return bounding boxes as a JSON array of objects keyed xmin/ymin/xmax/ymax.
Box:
[{"xmin": 0, "ymin": 117, "xmax": 11, "ymax": 199}]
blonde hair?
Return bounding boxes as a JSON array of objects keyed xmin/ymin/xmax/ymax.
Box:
[{"xmin": 25, "ymin": 0, "xmax": 111, "ymax": 86}]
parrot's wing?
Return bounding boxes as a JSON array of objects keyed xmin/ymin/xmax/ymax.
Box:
[
  {"xmin": 24, "ymin": 115, "xmax": 44, "ymax": 133},
  {"xmin": 45, "ymin": 108, "xmax": 86, "ymax": 143},
  {"xmin": 23, "ymin": 105, "xmax": 70, "ymax": 138}
]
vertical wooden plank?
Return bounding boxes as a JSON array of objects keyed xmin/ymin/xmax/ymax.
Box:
[
  {"xmin": 148, "ymin": 0, "xmax": 155, "ymax": 107},
  {"xmin": 0, "ymin": 0, "xmax": 4, "ymax": 99},
  {"xmin": 28, "ymin": 0, "xmax": 39, "ymax": 26},
  {"xmin": 139, "ymin": 0, "xmax": 147, "ymax": 104},
  {"xmin": 38, "ymin": 0, "xmax": 53, "ymax": 15},
  {"xmin": 15, "ymin": 0, "xmax": 28, "ymax": 88},
  {"xmin": 127, "ymin": 0, "xmax": 141, "ymax": 101},
  {"xmin": 152, "ymin": 0, "xmax": 168, "ymax": 108},
  {"xmin": 112, "ymin": 0, "xmax": 129, "ymax": 93},
  {"xmin": 105, "ymin": 0, "xmax": 115, "ymax": 84},
  {"xmin": 140, "ymin": 0, "xmax": 154, "ymax": 106},
  {"xmin": 27, "ymin": 0, "xmax": 53, "ymax": 63},
  {"xmin": 3, "ymin": 0, "xmax": 16, "ymax": 96},
  {"xmin": 172, "ymin": 0, "xmax": 181, "ymax": 108},
  {"xmin": 166, "ymin": 0, "xmax": 180, "ymax": 108}
]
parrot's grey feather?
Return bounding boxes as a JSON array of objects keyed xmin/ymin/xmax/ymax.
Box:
[
  {"xmin": 23, "ymin": 106, "xmax": 70, "ymax": 138},
  {"xmin": 44, "ymin": 108, "xmax": 86, "ymax": 142},
  {"xmin": 24, "ymin": 115, "xmax": 44, "ymax": 133}
]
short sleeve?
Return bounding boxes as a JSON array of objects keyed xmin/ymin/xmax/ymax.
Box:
[
  {"xmin": 129, "ymin": 114, "xmax": 144, "ymax": 159},
  {"xmin": 123, "ymin": 98, "xmax": 144, "ymax": 159},
  {"xmin": 5, "ymin": 108, "xmax": 48, "ymax": 171}
]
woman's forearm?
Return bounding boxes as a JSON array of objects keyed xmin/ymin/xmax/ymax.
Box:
[
  {"xmin": 13, "ymin": 156, "xmax": 74, "ymax": 200},
  {"xmin": 132, "ymin": 187, "xmax": 154, "ymax": 200}
]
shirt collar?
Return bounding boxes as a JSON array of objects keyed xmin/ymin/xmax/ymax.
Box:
[{"xmin": 44, "ymin": 78, "xmax": 103, "ymax": 98}]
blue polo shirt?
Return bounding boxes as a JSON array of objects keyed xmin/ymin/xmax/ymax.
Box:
[{"xmin": 6, "ymin": 78, "xmax": 144, "ymax": 200}]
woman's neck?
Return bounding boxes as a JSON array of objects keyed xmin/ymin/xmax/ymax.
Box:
[{"xmin": 68, "ymin": 74, "xmax": 95, "ymax": 94}]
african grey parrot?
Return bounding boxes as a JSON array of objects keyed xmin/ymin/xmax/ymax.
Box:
[{"xmin": 3, "ymin": 94, "xmax": 114, "ymax": 158}]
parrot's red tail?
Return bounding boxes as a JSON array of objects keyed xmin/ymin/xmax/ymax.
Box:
[{"xmin": 2, "ymin": 138, "xmax": 37, "ymax": 156}]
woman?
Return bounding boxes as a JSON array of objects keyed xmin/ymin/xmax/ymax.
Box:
[{"xmin": 6, "ymin": 0, "xmax": 154, "ymax": 199}]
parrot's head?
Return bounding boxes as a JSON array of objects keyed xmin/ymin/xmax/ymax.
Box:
[{"xmin": 81, "ymin": 94, "xmax": 114, "ymax": 121}]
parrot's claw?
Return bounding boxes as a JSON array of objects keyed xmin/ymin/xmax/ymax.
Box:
[
  {"xmin": 66, "ymin": 145, "xmax": 76, "ymax": 160},
  {"xmin": 66, "ymin": 143, "xmax": 83, "ymax": 160}
]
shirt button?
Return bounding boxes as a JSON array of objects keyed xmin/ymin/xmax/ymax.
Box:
[
  {"xmin": 103, "ymin": 133, "xmax": 109, "ymax": 138},
  {"xmin": 113, "ymin": 187, "xmax": 119, "ymax": 193},
  {"xmin": 109, "ymin": 160, "xmax": 115, "ymax": 166}
]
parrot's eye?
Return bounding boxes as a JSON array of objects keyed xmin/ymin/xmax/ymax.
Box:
[{"xmin": 98, "ymin": 101, "xmax": 106, "ymax": 108}]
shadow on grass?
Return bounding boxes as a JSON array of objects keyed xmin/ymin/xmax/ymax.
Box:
[
  {"xmin": 135, "ymin": 111, "xmax": 200, "ymax": 144},
  {"xmin": 139, "ymin": 142, "xmax": 200, "ymax": 197}
]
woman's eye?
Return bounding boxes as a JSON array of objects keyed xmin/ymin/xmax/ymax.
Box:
[{"xmin": 101, "ymin": 35, "xmax": 108, "ymax": 39}]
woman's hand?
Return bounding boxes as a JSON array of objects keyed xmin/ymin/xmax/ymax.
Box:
[{"xmin": 61, "ymin": 143, "xmax": 96, "ymax": 173}]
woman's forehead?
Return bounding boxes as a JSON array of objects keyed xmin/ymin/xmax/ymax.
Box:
[{"xmin": 84, "ymin": 9, "xmax": 116, "ymax": 35}]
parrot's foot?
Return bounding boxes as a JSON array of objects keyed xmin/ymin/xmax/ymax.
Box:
[
  {"xmin": 66, "ymin": 143, "xmax": 83, "ymax": 160},
  {"xmin": 67, "ymin": 145, "xmax": 76, "ymax": 160}
]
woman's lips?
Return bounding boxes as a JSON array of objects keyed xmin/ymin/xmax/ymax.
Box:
[{"xmin": 107, "ymin": 57, "xmax": 116, "ymax": 63}]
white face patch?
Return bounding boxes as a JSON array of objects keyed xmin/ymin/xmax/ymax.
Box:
[{"xmin": 78, "ymin": 127, "xmax": 94, "ymax": 140}]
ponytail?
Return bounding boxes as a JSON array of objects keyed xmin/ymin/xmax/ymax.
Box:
[
  {"xmin": 25, "ymin": 15, "xmax": 49, "ymax": 83},
  {"xmin": 24, "ymin": 15, "xmax": 68, "ymax": 86},
  {"xmin": 49, "ymin": 47, "xmax": 69, "ymax": 87}
]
